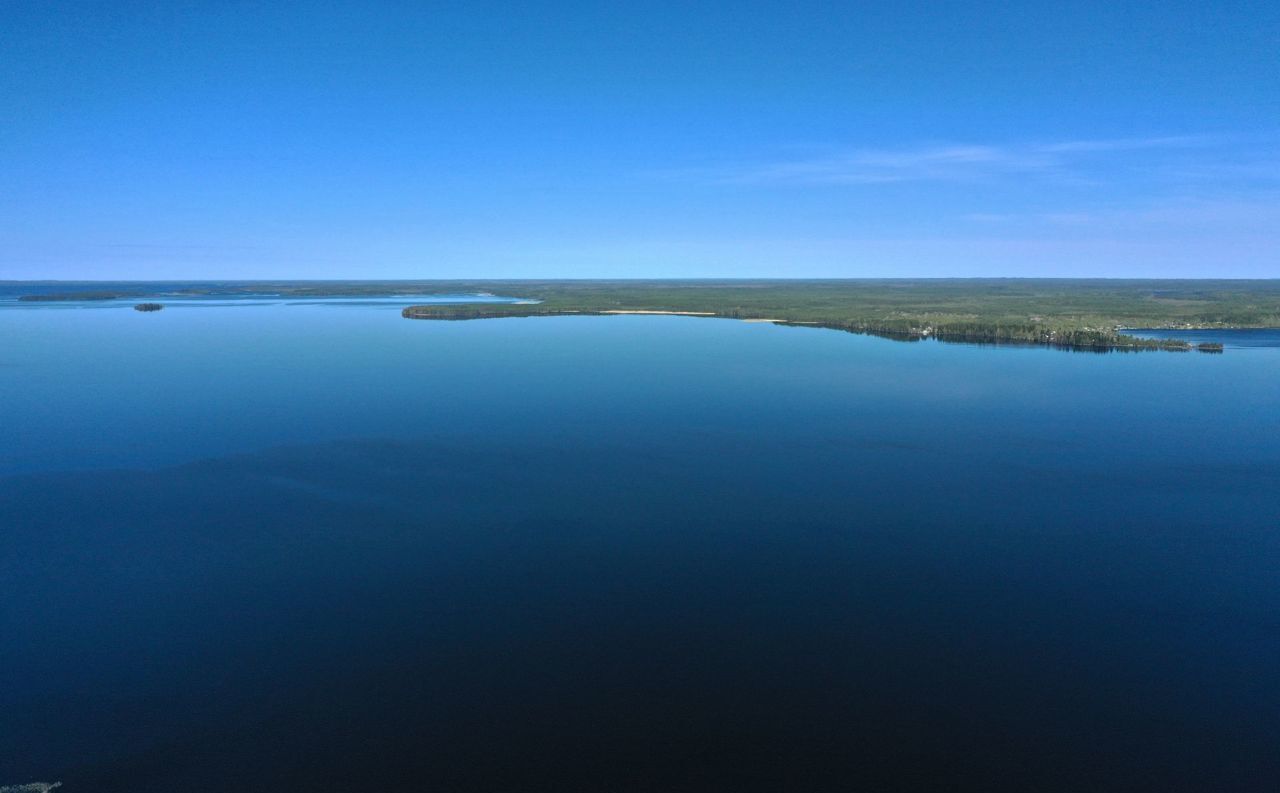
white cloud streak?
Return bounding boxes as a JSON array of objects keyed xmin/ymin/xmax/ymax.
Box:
[{"xmin": 675, "ymin": 134, "xmax": 1257, "ymax": 187}]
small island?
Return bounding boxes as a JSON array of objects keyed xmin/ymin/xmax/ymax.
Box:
[{"xmin": 134, "ymin": 303, "xmax": 164, "ymax": 312}]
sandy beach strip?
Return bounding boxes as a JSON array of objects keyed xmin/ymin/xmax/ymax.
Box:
[{"xmin": 601, "ymin": 310, "xmax": 716, "ymax": 316}]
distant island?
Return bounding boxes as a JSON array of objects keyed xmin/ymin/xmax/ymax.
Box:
[
  {"xmin": 19, "ymin": 290, "xmax": 138, "ymax": 302},
  {"xmin": 13, "ymin": 279, "xmax": 1279, "ymax": 353},
  {"xmin": 134, "ymin": 302, "xmax": 164, "ymax": 312}
]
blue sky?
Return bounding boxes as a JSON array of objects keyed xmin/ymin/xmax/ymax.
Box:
[{"xmin": 2, "ymin": 1, "xmax": 1277, "ymax": 279}]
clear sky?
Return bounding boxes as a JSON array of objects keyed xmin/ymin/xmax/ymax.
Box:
[{"xmin": 2, "ymin": 1, "xmax": 1277, "ymax": 279}]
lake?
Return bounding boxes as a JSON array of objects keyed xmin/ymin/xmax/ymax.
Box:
[{"xmin": 2, "ymin": 297, "xmax": 1278, "ymax": 791}]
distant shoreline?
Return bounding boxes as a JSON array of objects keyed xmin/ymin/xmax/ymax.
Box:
[{"xmin": 10, "ymin": 279, "xmax": 1280, "ymax": 354}]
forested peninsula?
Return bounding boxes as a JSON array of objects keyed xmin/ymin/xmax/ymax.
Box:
[{"xmin": 400, "ymin": 279, "xmax": 1272, "ymax": 352}]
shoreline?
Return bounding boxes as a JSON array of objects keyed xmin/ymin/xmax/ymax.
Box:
[
  {"xmin": 399, "ymin": 305, "xmax": 1239, "ymax": 353},
  {"xmin": 600, "ymin": 309, "xmax": 717, "ymax": 316},
  {"xmin": 9, "ymin": 279, "xmax": 1278, "ymax": 355}
]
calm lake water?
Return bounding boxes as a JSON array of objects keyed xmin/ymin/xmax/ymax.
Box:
[
  {"xmin": 1130, "ymin": 326, "xmax": 1280, "ymax": 349},
  {"xmin": 2, "ymin": 298, "xmax": 1278, "ymax": 791}
]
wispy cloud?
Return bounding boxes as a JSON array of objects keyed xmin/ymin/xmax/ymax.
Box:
[
  {"xmin": 963, "ymin": 196, "xmax": 1280, "ymax": 232},
  {"xmin": 1033, "ymin": 134, "xmax": 1217, "ymax": 153},
  {"xmin": 681, "ymin": 144, "xmax": 1044, "ymax": 185},
  {"xmin": 716, "ymin": 144, "xmax": 1046, "ymax": 185},
  {"xmin": 670, "ymin": 134, "xmax": 1256, "ymax": 187}
]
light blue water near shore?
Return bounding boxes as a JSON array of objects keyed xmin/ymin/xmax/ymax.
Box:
[
  {"xmin": 1, "ymin": 299, "xmax": 1278, "ymax": 791},
  {"xmin": 1129, "ymin": 326, "xmax": 1280, "ymax": 349}
]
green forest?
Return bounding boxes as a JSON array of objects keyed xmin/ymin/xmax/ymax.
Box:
[{"xmin": 398, "ymin": 279, "xmax": 1273, "ymax": 352}]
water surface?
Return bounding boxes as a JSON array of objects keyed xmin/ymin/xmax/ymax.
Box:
[
  {"xmin": 2, "ymin": 300, "xmax": 1277, "ymax": 791},
  {"xmin": 1129, "ymin": 326, "xmax": 1280, "ymax": 349}
]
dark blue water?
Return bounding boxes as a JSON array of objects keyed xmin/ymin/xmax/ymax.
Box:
[{"xmin": 2, "ymin": 299, "xmax": 1278, "ymax": 792}]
